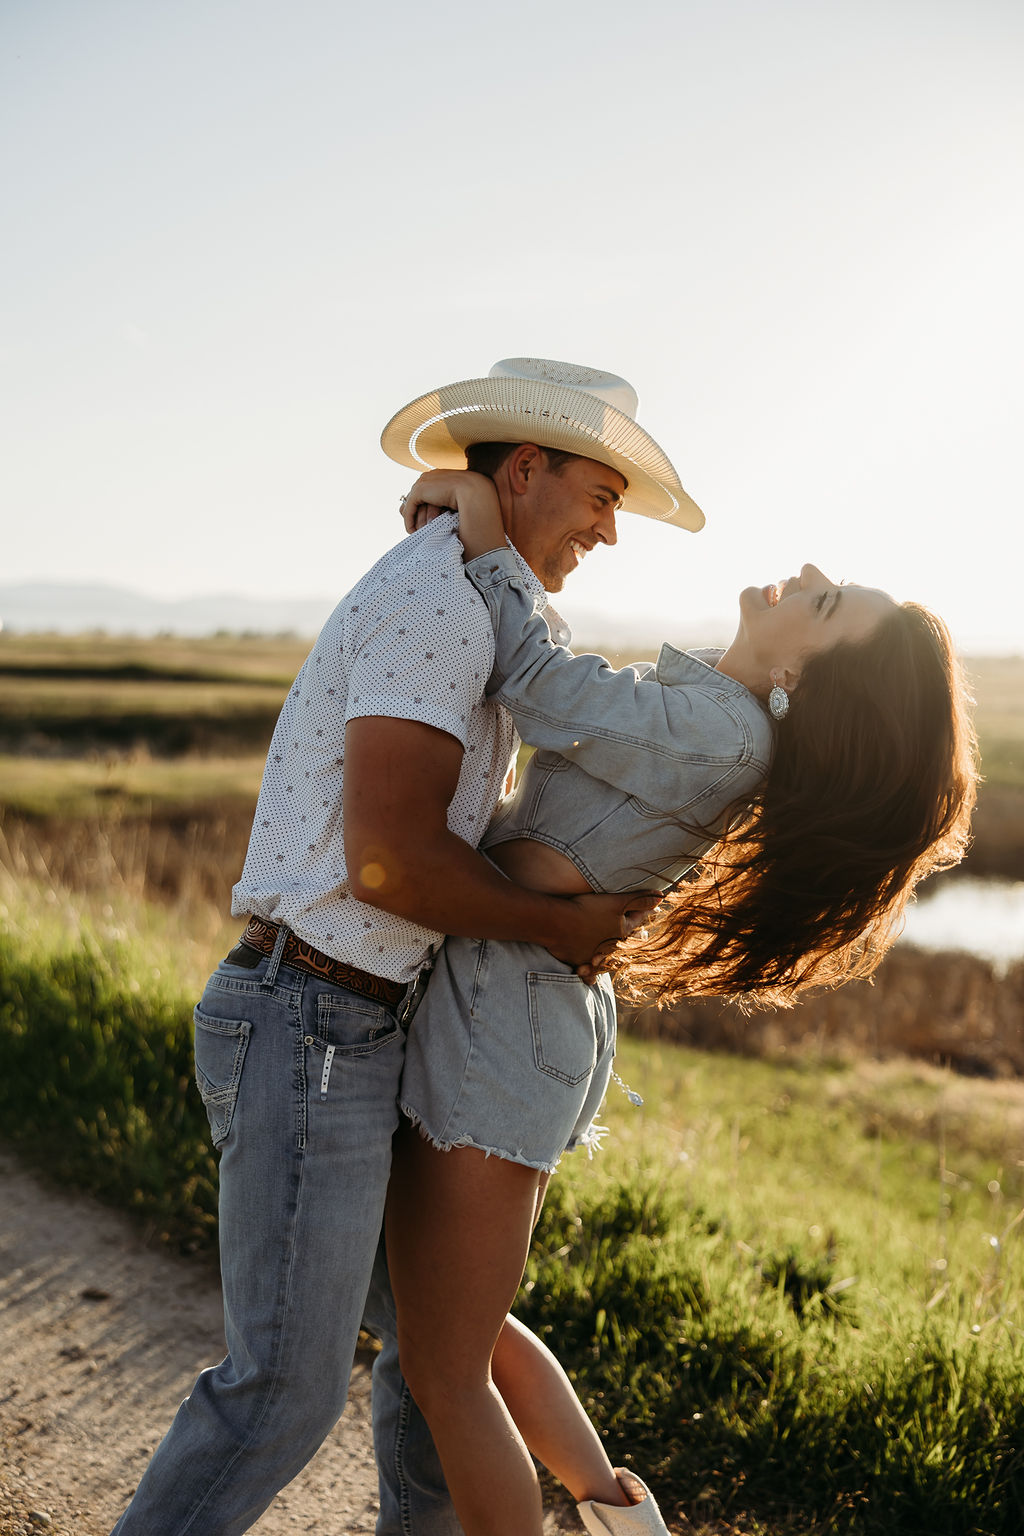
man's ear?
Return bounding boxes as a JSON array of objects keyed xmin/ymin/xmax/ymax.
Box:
[{"xmin": 504, "ymin": 443, "xmax": 544, "ymax": 495}]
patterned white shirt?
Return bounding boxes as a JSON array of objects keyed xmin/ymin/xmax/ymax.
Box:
[{"xmin": 231, "ymin": 514, "xmax": 547, "ymax": 984}]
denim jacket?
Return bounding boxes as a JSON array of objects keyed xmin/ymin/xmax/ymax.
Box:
[{"xmin": 465, "ymin": 546, "xmax": 775, "ymax": 894}]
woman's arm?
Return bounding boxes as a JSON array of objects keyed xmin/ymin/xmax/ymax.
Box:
[
  {"xmin": 400, "ymin": 472, "xmax": 763, "ymax": 812},
  {"xmin": 467, "ymin": 547, "xmax": 764, "ymax": 810},
  {"xmin": 401, "ymin": 469, "xmax": 505, "ymax": 558}
]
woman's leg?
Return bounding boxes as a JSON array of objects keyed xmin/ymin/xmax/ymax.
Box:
[
  {"xmin": 387, "ymin": 1129, "xmax": 631, "ymax": 1533},
  {"xmin": 385, "ymin": 1121, "xmax": 549, "ymax": 1536},
  {"xmin": 490, "ymin": 1169, "xmax": 626, "ymax": 1507},
  {"xmin": 492, "ymin": 1313, "xmax": 626, "ymax": 1507}
]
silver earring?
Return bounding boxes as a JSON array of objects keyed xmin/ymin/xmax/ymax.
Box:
[{"xmin": 768, "ymin": 683, "xmax": 789, "ymax": 720}]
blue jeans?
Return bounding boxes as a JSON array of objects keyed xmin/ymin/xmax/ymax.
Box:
[{"xmin": 111, "ymin": 937, "xmax": 461, "ymax": 1535}]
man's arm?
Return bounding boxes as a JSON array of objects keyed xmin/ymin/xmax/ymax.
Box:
[{"xmin": 343, "ymin": 716, "xmax": 656, "ymax": 967}]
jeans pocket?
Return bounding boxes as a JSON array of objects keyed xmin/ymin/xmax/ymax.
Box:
[
  {"xmin": 527, "ymin": 972, "xmax": 598, "ymax": 1086},
  {"xmin": 315, "ymin": 993, "xmax": 402, "ymax": 1056},
  {"xmin": 194, "ymin": 1008, "xmax": 252, "ymax": 1147}
]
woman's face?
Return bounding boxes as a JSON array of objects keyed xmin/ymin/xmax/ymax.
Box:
[{"xmin": 723, "ymin": 563, "xmax": 894, "ymax": 697}]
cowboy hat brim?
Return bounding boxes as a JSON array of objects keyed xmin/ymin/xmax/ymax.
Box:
[{"xmin": 380, "ymin": 374, "xmax": 704, "ymax": 532}]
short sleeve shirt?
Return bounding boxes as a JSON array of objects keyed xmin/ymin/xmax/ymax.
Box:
[{"xmin": 231, "ymin": 514, "xmax": 543, "ymax": 983}]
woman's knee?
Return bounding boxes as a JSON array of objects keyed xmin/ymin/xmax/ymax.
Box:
[{"xmin": 397, "ymin": 1323, "xmax": 486, "ymax": 1419}]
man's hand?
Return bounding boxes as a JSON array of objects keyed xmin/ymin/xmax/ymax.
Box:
[{"xmin": 545, "ymin": 889, "xmax": 662, "ymax": 971}]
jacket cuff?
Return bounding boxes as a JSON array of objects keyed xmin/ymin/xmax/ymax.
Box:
[{"xmin": 464, "ymin": 545, "xmax": 522, "ymax": 590}]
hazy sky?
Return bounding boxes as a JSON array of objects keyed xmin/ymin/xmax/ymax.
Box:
[{"xmin": 3, "ymin": 0, "xmax": 1022, "ymax": 652}]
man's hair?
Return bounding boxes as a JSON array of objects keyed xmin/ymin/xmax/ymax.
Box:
[{"xmin": 464, "ymin": 442, "xmax": 580, "ymax": 479}]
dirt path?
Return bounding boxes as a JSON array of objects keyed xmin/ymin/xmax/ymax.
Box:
[{"xmin": 0, "ymin": 1152, "xmax": 582, "ymax": 1536}]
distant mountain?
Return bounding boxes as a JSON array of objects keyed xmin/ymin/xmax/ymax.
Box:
[
  {"xmin": 0, "ymin": 582, "xmax": 339, "ymax": 639},
  {"xmin": 0, "ymin": 580, "xmax": 729, "ymax": 652}
]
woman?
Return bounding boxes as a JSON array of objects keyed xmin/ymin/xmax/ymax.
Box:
[{"xmin": 386, "ymin": 470, "xmax": 978, "ymax": 1536}]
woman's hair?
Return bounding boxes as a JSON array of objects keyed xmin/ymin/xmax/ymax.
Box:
[{"xmin": 616, "ymin": 601, "xmax": 979, "ymax": 1009}]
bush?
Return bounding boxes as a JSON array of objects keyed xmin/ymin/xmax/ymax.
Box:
[
  {"xmin": 520, "ymin": 1179, "xmax": 1024, "ymax": 1534},
  {"xmin": 0, "ymin": 927, "xmax": 217, "ymax": 1253}
]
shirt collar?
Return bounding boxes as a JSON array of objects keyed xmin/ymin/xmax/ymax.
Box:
[
  {"xmin": 505, "ymin": 536, "xmax": 572, "ymax": 647},
  {"xmin": 506, "ymin": 536, "xmax": 545, "ymax": 601},
  {"xmin": 656, "ymin": 642, "xmax": 768, "ymax": 712}
]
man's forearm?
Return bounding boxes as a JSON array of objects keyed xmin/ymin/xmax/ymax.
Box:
[
  {"xmin": 343, "ymin": 715, "xmax": 646, "ymax": 967},
  {"xmin": 348, "ymin": 826, "xmax": 573, "ymax": 950}
]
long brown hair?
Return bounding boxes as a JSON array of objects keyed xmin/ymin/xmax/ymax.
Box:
[{"xmin": 616, "ymin": 602, "xmax": 979, "ymax": 1009}]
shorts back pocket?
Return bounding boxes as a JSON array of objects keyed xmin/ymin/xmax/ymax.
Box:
[{"xmin": 527, "ymin": 972, "xmax": 598, "ymax": 1086}]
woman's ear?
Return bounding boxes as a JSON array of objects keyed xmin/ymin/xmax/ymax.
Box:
[{"xmin": 770, "ymin": 664, "xmax": 801, "ymax": 695}]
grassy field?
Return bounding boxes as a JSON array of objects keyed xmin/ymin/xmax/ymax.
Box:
[
  {"xmin": 1, "ymin": 629, "xmax": 1022, "ymax": 1077},
  {"xmin": 2, "ymin": 865, "xmax": 1024, "ymax": 1533},
  {"xmin": 2, "ymin": 633, "xmax": 1023, "ymax": 880},
  {"xmin": 0, "ymin": 751, "xmax": 264, "ymax": 818},
  {"xmin": 0, "ymin": 628, "xmax": 310, "ymax": 681},
  {"xmin": 1, "ymin": 633, "xmax": 1020, "ymax": 776},
  {"xmin": 1, "ymin": 630, "xmax": 1023, "ymax": 1532}
]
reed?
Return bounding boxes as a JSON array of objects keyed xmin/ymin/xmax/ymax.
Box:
[
  {"xmin": 622, "ymin": 943, "xmax": 1024, "ymax": 1082},
  {"xmin": 4, "ymin": 809, "xmax": 1018, "ymax": 1083}
]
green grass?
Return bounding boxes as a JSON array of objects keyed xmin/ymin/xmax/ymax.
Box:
[
  {"xmin": 0, "ymin": 879, "xmax": 227, "ymax": 1251},
  {"xmin": 3, "ymin": 873, "xmax": 1024, "ymax": 1531},
  {"xmin": 2, "ymin": 633, "xmax": 1021, "ymax": 1529},
  {"xmin": 0, "ymin": 631, "xmax": 302, "ymax": 757},
  {"xmin": 1, "ymin": 634, "xmax": 1022, "ymax": 768},
  {"xmin": 0, "ymin": 752, "xmax": 265, "ymax": 819},
  {"xmin": 0, "ymin": 628, "xmax": 310, "ymax": 682},
  {"xmin": 0, "ymin": 673, "xmax": 289, "ymax": 719},
  {"xmin": 523, "ymin": 1043, "xmax": 1024, "ymax": 1532},
  {"xmin": 2, "ymin": 641, "xmax": 1023, "ymax": 890},
  {"xmin": 966, "ymin": 657, "xmax": 1024, "ymax": 793},
  {"xmin": 0, "ymin": 675, "xmax": 287, "ymax": 756}
]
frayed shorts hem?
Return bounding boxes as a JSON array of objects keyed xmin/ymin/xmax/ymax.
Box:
[{"xmin": 399, "ymin": 1100, "xmax": 604, "ymax": 1174}]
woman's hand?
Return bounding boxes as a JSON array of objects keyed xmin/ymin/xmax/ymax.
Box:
[{"xmin": 400, "ymin": 470, "xmax": 504, "ymax": 559}]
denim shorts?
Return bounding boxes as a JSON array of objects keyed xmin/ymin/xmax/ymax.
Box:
[{"xmin": 398, "ymin": 935, "xmax": 617, "ymax": 1173}]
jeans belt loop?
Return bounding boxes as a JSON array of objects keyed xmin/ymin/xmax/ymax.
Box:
[
  {"xmin": 261, "ymin": 921, "xmax": 291, "ymax": 989},
  {"xmin": 398, "ymin": 964, "xmax": 432, "ymax": 1028}
]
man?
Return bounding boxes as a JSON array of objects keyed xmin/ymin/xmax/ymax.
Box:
[{"xmin": 111, "ymin": 357, "xmax": 703, "ymax": 1536}]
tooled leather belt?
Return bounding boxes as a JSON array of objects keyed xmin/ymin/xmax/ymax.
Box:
[{"xmin": 228, "ymin": 915, "xmax": 406, "ymax": 1009}]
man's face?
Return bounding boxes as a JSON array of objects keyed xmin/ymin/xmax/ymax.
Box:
[{"xmin": 504, "ymin": 451, "xmax": 625, "ymax": 593}]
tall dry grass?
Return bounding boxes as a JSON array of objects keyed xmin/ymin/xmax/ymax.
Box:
[
  {"xmin": 624, "ymin": 945, "xmax": 1024, "ymax": 1081},
  {"xmin": 0, "ymin": 806, "xmax": 253, "ymax": 909},
  {"xmin": 3, "ymin": 809, "xmax": 1019, "ymax": 1084}
]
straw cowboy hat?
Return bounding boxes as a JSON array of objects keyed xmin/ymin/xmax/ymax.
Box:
[{"xmin": 380, "ymin": 356, "xmax": 704, "ymax": 531}]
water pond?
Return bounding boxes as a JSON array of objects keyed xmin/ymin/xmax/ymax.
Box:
[{"xmin": 900, "ymin": 877, "xmax": 1024, "ymax": 972}]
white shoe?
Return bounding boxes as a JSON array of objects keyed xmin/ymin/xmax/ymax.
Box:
[{"xmin": 577, "ymin": 1469, "xmax": 671, "ymax": 1535}]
